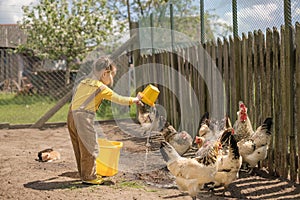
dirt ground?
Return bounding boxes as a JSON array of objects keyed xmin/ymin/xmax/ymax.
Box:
[{"xmin": 1, "ymin": 119, "xmax": 300, "ymax": 200}]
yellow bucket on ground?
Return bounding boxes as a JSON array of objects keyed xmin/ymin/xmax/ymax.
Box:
[
  {"xmin": 138, "ymin": 84, "xmax": 160, "ymax": 107},
  {"xmin": 96, "ymin": 139, "xmax": 123, "ymax": 177}
]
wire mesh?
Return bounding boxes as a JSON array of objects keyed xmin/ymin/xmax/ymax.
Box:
[{"xmin": 138, "ymin": 0, "xmax": 300, "ymax": 43}]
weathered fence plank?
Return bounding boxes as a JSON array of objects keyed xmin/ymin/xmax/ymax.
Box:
[
  {"xmin": 198, "ymin": 44, "xmax": 206, "ymax": 116},
  {"xmin": 265, "ymin": 28, "xmax": 273, "ymax": 171},
  {"xmin": 205, "ymin": 42, "xmax": 212, "ymax": 113},
  {"xmin": 258, "ymin": 30, "xmax": 264, "ymax": 124},
  {"xmin": 272, "ymin": 27, "xmax": 281, "ymax": 177},
  {"xmin": 223, "ymin": 38, "xmax": 230, "ymax": 116},
  {"xmin": 253, "ymin": 31, "xmax": 259, "ymax": 128},
  {"xmin": 229, "ymin": 36, "xmax": 236, "ymax": 120},
  {"xmin": 241, "ymin": 33, "xmax": 248, "ymax": 104},
  {"xmin": 235, "ymin": 36, "xmax": 242, "ymax": 106},
  {"xmin": 217, "ymin": 38, "xmax": 224, "ymax": 117},
  {"xmin": 165, "ymin": 52, "xmax": 173, "ymax": 126},
  {"xmin": 285, "ymin": 24, "xmax": 297, "ymax": 182},
  {"xmin": 190, "ymin": 45, "xmax": 198, "ymax": 135},
  {"xmin": 247, "ymin": 32, "xmax": 255, "ymax": 125},
  {"xmin": 280, "ymin": 26, "xmax": 289, "ymax": 179},
  {"xmin": 211, "ymin": 41, "xmax": 217, "ymax": 117},
  {"xmin": 177, "ymin": 49, "xmax": 183, "ymax": 127},
  {"xmin": 295, "ymin": 22, "xmax": 300, "ymax": 183},
  {"xmin": 171, "ymin": 51, "xmax": 179, "ymax": 128},
  {"xmin": 258, "ymin": 30, "xmax": 266, "ymax": 121}
]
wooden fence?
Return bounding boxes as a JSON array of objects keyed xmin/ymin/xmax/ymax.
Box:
[{"xmin": 136, "ymin": 22, "xmax": 300, "ymax": 182}]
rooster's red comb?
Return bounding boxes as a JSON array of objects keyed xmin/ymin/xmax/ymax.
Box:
[{"xmin": 239, "ymin": 101, "xmax": 247, "ymax": 111}]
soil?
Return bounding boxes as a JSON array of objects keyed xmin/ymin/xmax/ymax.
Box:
[{"xmin": 0, "ymin": 119, "xmax": 300, "ymax": 200}]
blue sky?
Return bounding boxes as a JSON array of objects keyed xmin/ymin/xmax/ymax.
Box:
[
  {"xmin": 204, "ymin": 0, "xmax": 300, "ymax": 36},
  {"xmin": 0, "ymin": 0, "xmax": 299, "ymax": 37}
]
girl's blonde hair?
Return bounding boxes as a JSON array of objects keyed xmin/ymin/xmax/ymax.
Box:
[{"xmin": 93, "ymin": 56, "xmax": 116, "ymax": 73}]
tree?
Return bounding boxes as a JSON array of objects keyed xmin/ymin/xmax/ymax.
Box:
[
  {"xmin": 17, "ymin": 0, "xmax": 124, "ymax": 84},
  {"xmin": 108, "ymin": 0, "xmax": 232, "ymax": 42}
]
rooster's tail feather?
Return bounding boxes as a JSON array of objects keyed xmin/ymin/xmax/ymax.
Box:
[
  {"xmin": 262, "ymin": 117, "xmax": 273, "ymax": 135},
  {"xmin": 199, "ymin": 112, "xmax": 210, "ymax": 127},
  {"xmin": 220, "ymin": 129, "xmax": 232, "ymax": 144},
  {"xmin": 228, "ymin": 134, "xmax": 240, "ymax": 159},
  {"xmin": 160, "ymin": 141, "xmax": 180, "ymax": 163}
]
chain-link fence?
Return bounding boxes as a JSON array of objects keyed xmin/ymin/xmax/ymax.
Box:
[{"xmin": 139, "ymin": 0, "xmax": 300, "ymax": 42}]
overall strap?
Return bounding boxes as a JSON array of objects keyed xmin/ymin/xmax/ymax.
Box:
[{"xmin": 79, "ymin": 85, "xmax": 106, "ymax": 110}]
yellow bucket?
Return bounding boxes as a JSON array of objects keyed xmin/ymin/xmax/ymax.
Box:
[
  {"xmin": 138, "ymin": 84, "xmax": 160, "ymax": 107},
  {"xmin": 96, "ymin": 139, "xmax": 123, "ymax": 177}
]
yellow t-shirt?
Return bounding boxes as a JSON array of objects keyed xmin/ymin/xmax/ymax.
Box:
[{"xmin": 71, "ymin": 78, "xmax": 134, "ymax": 112}]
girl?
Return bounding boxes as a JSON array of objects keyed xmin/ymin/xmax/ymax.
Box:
[{"xmin": 67, "ymin": 56, "xmax": 141, "ymax": 184}]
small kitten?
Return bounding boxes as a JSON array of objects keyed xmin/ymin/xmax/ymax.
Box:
[{"xmin": 38, "ymin": 148, "xmax": 61, "ymax": 162}]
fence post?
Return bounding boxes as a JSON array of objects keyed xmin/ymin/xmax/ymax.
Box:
[
  {"xmin": 284, "ymin": 0, "xmax": 296, "ymax": 182},
  {"xmin": 200, "ymin": 0, "xmax": 205, "ymax": 44},
  {"xmin": 31, "ymin": 91, "xmax": 72, "ymax": 129},
  {"xmin": 265, "ymin": 28, "xmax": 273, "ymax": 171},
  {"xmin": 272, "ymin": 27, "xmax": 281, "ymax": 177},
  {"xmin": 280, "ymin": 26, "xmax": 289, "ymax": 179},
  {"xmin": 170, "ymin": 3, "xmax": 174, "ymax": 51},
  {"xmin": 223, "ymin": 38, "xmax": 230, "ymax": 116},
  {"xmin": 247, "ymin": 32, "xmax": 254, "ymax": 124},
  {"xmin": 295, "ymin": 22, "xmax": 300, "ymax": 183},
  {"xmin": 232, "ymin": 0, "xmax": 238, "ymax": 37}
]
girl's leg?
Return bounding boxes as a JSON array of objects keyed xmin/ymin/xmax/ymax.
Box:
[{"xmin": 73, "ymin": 111, "xmax": 99, "ymax": 181}]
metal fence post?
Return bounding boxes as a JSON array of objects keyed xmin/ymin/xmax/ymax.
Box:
[
  {"xmin": 200, "ymin": 0, "xmax": 205, "ymax": 44},
  {"xmin": 232, "ymin": 0, "xmax": 238, "ymax": 37}
]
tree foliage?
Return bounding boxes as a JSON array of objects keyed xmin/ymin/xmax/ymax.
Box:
[
  {"xmin": 17, "ymin": 0, "xmax": 124, "ymax": 69},
  {"xmin": 109, "ymin": 0, "xmax": 232, "ymax": 42}
]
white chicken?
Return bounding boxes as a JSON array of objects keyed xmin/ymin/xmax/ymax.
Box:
[
  {"xmin": 138, "ymin": 105, "xmax": 164, "ymax": 146},
  {"xmin": 237, "ymin": 117, "xmax": 273, "ymax": 172},
  {"xmin": 198, "ymin": 112, "xmax": 215, "ymax": 140},
  {"xmin": 197, "ymin": 112, "xmax": 231, "ymax": 145},
  {"xmin": 161, "ymin": 121, "xmax": 193, "ymax": 155},
  {"xmin": 233, "ymin": 101, "xmax": 254, "ymax": 142},
  {"xmin": 196, "ymin": 115, "xmax": 242, "ymax": 193},
  {"xmin": 213, "ymin": 129, "xmax": 242, "ymax": 192},
  {"xmin": 160, "ymin": 132, "xmax": 229, "ymax": 200},
  {"xmin": 137, "ymin": 104, "xmax": 152, "ymax": 125}
]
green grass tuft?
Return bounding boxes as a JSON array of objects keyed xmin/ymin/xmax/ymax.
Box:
[{"xmin": 0, "ymin": 93, "xmax": 136, "ymax": 124}]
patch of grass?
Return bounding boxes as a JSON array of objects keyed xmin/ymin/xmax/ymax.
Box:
[
  {"xmin": 146, "ymin": 189, "xmax": 158, "ymax": 192},
  {"xmin": 115, "ymin": 181, "xmax": 158, "ymax": 193},
  {"xmin": 118, "ymin": 181, "xmax": 144, "ymax": 189},
  {"xmin": 0, "ymin": 93, "xmax": 69, "ymax": 124},
  {"xmin": 0, "ymin": 93, "xmax": 137, "ymax": 124},
  {"xmin": 66, "ymin": 185, "xmax": 80, "ymax": 190}
]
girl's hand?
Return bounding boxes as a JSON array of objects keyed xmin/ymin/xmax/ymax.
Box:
[{"xmin": 132, "ymin": 97, "xmax": 143, "ymax": 106}]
